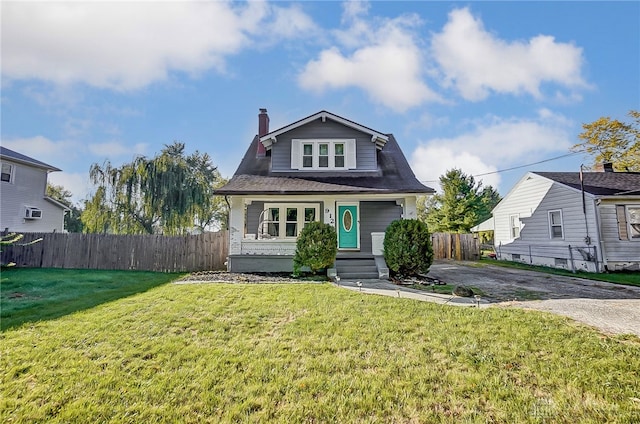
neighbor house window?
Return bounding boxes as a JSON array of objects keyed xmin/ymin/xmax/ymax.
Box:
[
  {"xmin": 262, "ymin": 204, "xmax": 320, "ymax": 239},
  {"xmin": 548, "ymin": 210, "xmax": 564, "ymax": 239},
  {"xmin": 628, "ymin": 206, "xmax": 640, "ymax": 239},
  {"xmin": 1, "ymin": 163, "xmax": 13, "ymax": 183},
  {"xmin": 509, "ymin": 214, "xmax": 520, "ymax": 239},
  {"xmin": 291, "ymin": 139, "xmax": 355, "ymax": 170}
]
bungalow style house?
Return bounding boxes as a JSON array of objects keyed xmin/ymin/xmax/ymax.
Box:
[
  {"xmin": 215, "ymin": 109, "xmax": 434, "ymax": 277},
  {"xmin": 490, "ymin": 167, "xmax": 640, "ymax": 272},
  {"xmin": 0, "ymin": 146, "xmax": 69, "ymax": 233}
]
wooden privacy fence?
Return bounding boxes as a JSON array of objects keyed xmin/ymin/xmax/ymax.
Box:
[
  {"xmin": 431, "ymin": 232, "xmax": 480, "ymax": 260},
  {"xmin": 1, "ymin": 231, "xmax": 229, "ymax": 272}
]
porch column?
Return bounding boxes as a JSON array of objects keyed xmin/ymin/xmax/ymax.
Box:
[
  {"xmin": 228, "ymin": 196, "xmax": 245, "ymax": 255},
  {"xmin": 403, "ymin": 196, "xmax": 417, "ymax": 219},
  {"xmin": 323, "ymin": 197, "xmax": 337, "ymax": 228}
]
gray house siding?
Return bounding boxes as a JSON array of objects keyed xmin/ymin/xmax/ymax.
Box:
[
  {"xmin": 246, "ymin": 201, "xmax": 265, "ymax": 236},
  {"xmin": 359, "ymin": 201, "xmax": 402, "ymax": 254},
  {"xmin": 270, "ymin": 119, "xmax": 377, "ymax": 172}
]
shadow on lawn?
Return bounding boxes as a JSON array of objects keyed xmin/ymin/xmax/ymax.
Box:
[{"xmin": 1, "ymin": 268, "xmax": 182, "ymax": 331}]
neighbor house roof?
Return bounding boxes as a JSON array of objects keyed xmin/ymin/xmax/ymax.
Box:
[
  {"xmin": 535, "ymin": 171, "xmax": 640, "ymax": 196},
  {"xmin": 0, "ymin": 146, "xmax": 62, "ymax": 172},
  {"xmin": 216, "ymin": 119, "xmax": 434, "ymax": 196}
]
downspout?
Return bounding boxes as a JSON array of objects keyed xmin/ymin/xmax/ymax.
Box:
[
  {"xmin": 593, "ymin": 198, "xmax": 607, "ymax": 272},
  {"xmin": 580, "ymin": 165, "xmax": 591, "ymax": 245},
  {"xmin": 224, "ymin": 195, "xmax": 231, "ymax": 231}
]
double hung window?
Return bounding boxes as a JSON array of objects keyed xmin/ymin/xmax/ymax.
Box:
[
  {"xmin": 548, "ymin": 210, "xmax": 564, "ymax": 239},
  {"xmin": 293, "ymin": 139, "xmax": 354, "ymax": 170},
  {"xmin": 262, "ymin": 204, "xmax": 319, "ymax": 239},
  {"xmin": 509, "ymin": 214, "xmax": 520, "ymax": 239},
  {"xmin": 1, "ymin": 163, "xmax": 13, "ymax": 183}
]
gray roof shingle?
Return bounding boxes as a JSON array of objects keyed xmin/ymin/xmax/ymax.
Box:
[
  {"xmin": 216, "ymin": 113, "xmax": 434, "ymax": 195},
  {"xmin": 0, "ymin": 146, "xmax": 61, "ymax": 171},
  {"xmin": 535, "ymin": 171, "xmax": 640, "ymax": 196}
]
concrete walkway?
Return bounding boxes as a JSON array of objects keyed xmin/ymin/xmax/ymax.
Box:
[{"xmin": 334, "ymin": 278, "xmax": 490, "ymax": 307}]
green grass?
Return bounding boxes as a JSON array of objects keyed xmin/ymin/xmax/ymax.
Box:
[
  {"xmin": 478, "ymin": 258, "xmax": 640, "ymax": 286},
  {"xmin": 1, "ymin": 268, "xmax": 182, "ymax": 330},
  {"xmin": 2, "ymin": 272, "xmax": 639, "ymax": 423}
]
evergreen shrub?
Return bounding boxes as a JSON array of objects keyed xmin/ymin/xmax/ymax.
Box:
[
  {"xmin": 293, "ymin": 222, "xmax": 337, "ymax": 276},
  {"xmin": 383, "ymin": 219, "xmax": 433, "ymax": 277}
]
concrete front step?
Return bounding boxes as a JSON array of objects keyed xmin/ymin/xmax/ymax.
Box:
[
  {"xmin": 335, "ymin": 257, "xmax": 379, "ymax": 279},
  {"xmin": 337, "ymin": 272, "xmax": 380, "ymax": 280}
]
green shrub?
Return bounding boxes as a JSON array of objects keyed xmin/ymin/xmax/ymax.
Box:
[
  {"xmin": 383, "ymin": 219, "xmax": 433, "ymax": 277},
  {"xmin": 293, "ymin": 222, "xmax": 337, "ymax": 276}
]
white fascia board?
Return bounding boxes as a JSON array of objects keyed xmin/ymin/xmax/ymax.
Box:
[
  {"xmin": 44, "ymin": 196, "xmax": 71, "ymax": 211},
  {"xmin": 259, "ymin": 111, "xmax": 388, "ymax": 149}
]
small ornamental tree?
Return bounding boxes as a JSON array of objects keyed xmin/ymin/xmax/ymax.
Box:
[
  {"xmin": 293, "ymin": 222, "xmax": 337, "ymax": 276},
  {"xmin": 383, "ymin": 219, "xmax": 433, "ymax": 277}
]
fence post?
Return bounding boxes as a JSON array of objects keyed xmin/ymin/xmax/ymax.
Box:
[{"xmin": 568, "ymin": 245, "xmax": 576, "ymax": 273}]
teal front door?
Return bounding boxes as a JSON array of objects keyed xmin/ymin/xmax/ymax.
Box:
[{"xmin": 337, "ymin": 204, "xmax": 358, "ymax": 249}]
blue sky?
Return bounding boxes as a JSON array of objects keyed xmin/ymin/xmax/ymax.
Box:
[{"xmin": 2, "ymin": 1, "xmax": 638, "ymax": 204}]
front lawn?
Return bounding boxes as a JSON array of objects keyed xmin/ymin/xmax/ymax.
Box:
[
  {"xmin": 1, "ymin": 268, "xmax": 182, "ymax": 330},
  {"xmin": 2, "ymin": 274, "xmax": 639, "ymax": 422}
]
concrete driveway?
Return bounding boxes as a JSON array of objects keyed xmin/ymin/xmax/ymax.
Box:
[{"xmin": 426, "ymin": 261, "xmax": 640, "ymax": 337}]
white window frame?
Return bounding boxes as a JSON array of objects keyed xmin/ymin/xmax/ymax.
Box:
[
  {"xmin": 291, "ymin": 139, "xmax": 356, "ymax": 170},
  {"xmin": 262, "ymin": 203, "xmax": 320, "ymax": 239},
  {"xmin": 1, "ymin": 162, "xmax": 14, "ymax": 183},
  {"xmin": 627, "ymin": 205, "xmax": 640, "ymax": 240},
  {"xmin": 548, "ymin": 209, "xmax": 564, "ymax": 239},
  {"xmin": 509, "ymin": 214, "xmax": 520, "ymax": 239}
]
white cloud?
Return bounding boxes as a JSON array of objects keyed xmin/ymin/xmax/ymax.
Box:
[
  {"xmin": 88, "ymin": 142, "xmax": 148, "ymax": 158},
  {"xmin": 2, "ymin": 136, "xmax": 154, "ymax": 200},
  {"xmin": 410, "ymin": 110, "xmax": 573, "ymax": 192},
  {"xmin": 48, "ymin": 172, "xmax": 92, "ymax": 204},
  {"xmin": 2, "ymin": 1, "xmax": 316, "ymax": 90},
  {"xmin": 431, "ymin": 8, "xmax": 587, "ymax": 101},
  {"xmin": 411, "ymin": 146, "xmax": 500, "ymax": 192},
  {"xmin": 298, "ymin": 6, "xmax": 439, "ymax": 112}
]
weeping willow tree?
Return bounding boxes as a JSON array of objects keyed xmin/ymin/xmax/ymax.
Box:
[{"xmin": 81, "ymin": 142, "xmax": 224, "ymax": 235}]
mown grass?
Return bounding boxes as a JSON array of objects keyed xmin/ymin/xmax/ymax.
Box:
[
  {"xmin": 1, "ymin": 268, "xmax": 182, "ymax": 330},
  {"xmin": 478, "ymin": 258, "xmax": 640, "ymax": 286},
  {"xmin": 2, "ymin": 277, "xmax": 639, "ymax": 423}
]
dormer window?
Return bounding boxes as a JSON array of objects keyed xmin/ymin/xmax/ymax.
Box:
[{"xmin": 291, "ymin": 139, "xmax": 355, "ymax": 170}]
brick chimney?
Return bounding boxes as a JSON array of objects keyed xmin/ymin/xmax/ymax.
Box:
[
  {"xmin": 257, "ymin": 108, "xmax": 269, "ymax": 157},
  {"xmin": 594, "ymin": 162, "xmax": 614, "ymax": 172}
]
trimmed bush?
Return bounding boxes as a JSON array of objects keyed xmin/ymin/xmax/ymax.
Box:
[
  {"xmin": 293, "ymin": 222, "xmax": 337, "ymax": 276},
  {"xmin": 383, "ymin": 219, "xmax": 433, "ymax": 277}
]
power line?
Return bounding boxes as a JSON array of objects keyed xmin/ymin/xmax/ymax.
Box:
[{"xmin": 419, "ymin": 151, "xmax": 582, "ymax": 183}]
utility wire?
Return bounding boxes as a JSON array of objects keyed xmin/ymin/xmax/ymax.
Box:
[{"xmin": 419, "ymin": 151, "xmax": 582, "ymax": 183}]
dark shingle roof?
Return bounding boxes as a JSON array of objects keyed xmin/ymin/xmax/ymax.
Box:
[
  {"xmin": 0, "ymin": 146, "xmax": 62, "ymax": 171},
  {"xmin": 216, "ymin": 129, "xmax": 434, "ymax": 195},
  {"xmin": 535, "ymin": 171, "xmax": 640, "ymax": 195}
]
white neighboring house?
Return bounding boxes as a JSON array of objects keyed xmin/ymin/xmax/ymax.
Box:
[
  {"xmin": 491, "ymin": 167, "xmax": 640, "ymax": 272},
  {"xmin": 1, "ymin": 146, "xmax": 69, "ymax": 233}
]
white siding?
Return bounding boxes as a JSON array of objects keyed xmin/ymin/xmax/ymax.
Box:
[
  {"xmin": 493, "ymin": 174, "xmax": 601, "ymax": 272},
  {"xmin": 597, "ymin": 201, "xmax": 640, "ymax": 266},
  {"xmin": 0, "ymin": 160, "xmax": 65, "ymax": 233}
]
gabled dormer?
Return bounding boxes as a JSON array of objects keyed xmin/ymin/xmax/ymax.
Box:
[{"xmin": 259, "ymin": 110, "xmax": 389, "ymax": 173}]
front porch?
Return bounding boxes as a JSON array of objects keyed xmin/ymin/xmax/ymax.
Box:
[{"xmin": 226, "ymin": 194, "xmax": 418, "ymax": 274}]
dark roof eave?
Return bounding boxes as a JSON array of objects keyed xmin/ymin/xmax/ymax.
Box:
[{"xmin": 214, "ymin": 189, "xmax": 434, "ymax": 196}]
